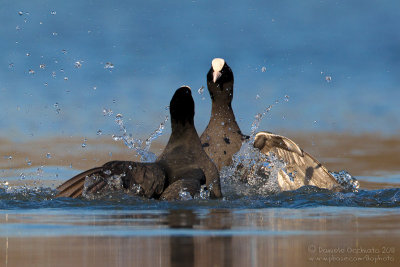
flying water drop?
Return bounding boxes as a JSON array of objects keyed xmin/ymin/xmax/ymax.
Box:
[
  {"xmin": 104, "ymin": 62, "xmax": 114, "ymax": 69},
  {"xmin": 82, "ymin": 138, "xmax": 87, "ymax": 148},
  {"xmin": 74, "ymin": 61, "xmax": 82, "ymax": 68},
  {"xmin": 198, "ymin": 86, "xmax": 204, "ymax": 95}
]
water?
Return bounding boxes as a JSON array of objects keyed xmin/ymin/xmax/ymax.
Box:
[
  {"xmin": 1, "ymin": 0, "xmax": 400, "ymax": 139},
  {"xmin": 1, "ymin": 97, "xmax": 400, "ymax": 266},
  {"xmin": 1, "ymin": 0, "xmax": 400, "ymax": 265}
]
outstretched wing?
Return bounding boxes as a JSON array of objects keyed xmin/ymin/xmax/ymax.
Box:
[
  {"xmin": 56, "ymin": 161, "xmax": 166, "ymax": 198},
  {"xmin": 56, "ymin": 167, "xmax": 103, "ymax": 198},
  {"xmin": 254, "ymin": 131, "xmax": 341, "ymax": 191}
]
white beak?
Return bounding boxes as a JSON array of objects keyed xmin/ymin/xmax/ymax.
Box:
[{"xmin": 213, "ymin": 71, "xmax": 222, "ymax": 83}]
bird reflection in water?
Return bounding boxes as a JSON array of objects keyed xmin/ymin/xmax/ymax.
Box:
[{"xmin": 167, "ymin": 209, "xmax": 233, "ymax": 267}]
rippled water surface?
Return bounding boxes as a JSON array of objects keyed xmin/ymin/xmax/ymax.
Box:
[
  {"xmin": 2, "ymin": 0, "xmax": 400, "ymax": 266},
  {"xmin": 1, "ymin": 139, "xmax": 400, "ymax": 267}
]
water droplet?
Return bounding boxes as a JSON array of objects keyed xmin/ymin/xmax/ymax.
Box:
[
  {"xmin": 54, "ymin": 103, "xmax": 60, "ymax": 114},
  {"xmin": 74, "ymin": 61, "xmax": 82, "ymax": 68},
  {"xmin": 82, "ymin": 138, "xmax": 87, "ymax": 148},
  {"xmin": 104, "ymin": 62, "xmax": 114, "ymax": 69},
  {"xmin": 9, "ymin": 63, "xmax": 14, "ymax": 69},
  {"xmin": 96, "ymin": 130, "xmax": 102, "ymax": 136},
  {"xmin": 28, "ymin": 69, "xmax": 35, "ymax": 75},
  {"xmin": 40, "ymin": 21, "xmax": 43, "ymax": 25},
  {"xmin": 64, "ymin": 77, "xmax": 68, "ymax": 81},
  {"xmin": 5, "ymin": 155, "xmax": 12, "ymax": 160},
  {"xmin": 325, "ymin": 76, "xmax": 332, "ymax": 82},
  {"xmin": 93, "ymin": 86, "xmax": 97, "ymax": 90},
  {"xmin": 50, "ymin": 11, "xmax": 57, "ymax": 15},
  {"xmin": 26, "ymin": 53, "xmax": 30, "ymax": 56},
  {"xmin": 16, "ymin": 25, "xmax": 21, "ymax": 31},
  {"xmin": 51, "ymin": 71, "xmax": 56, "ymax": 78},
  {"xmin": 27, "ymin": 160, "xmax": 32, "ymax": 166},
  {"xmin": 18, "ymin": 11, "xmax": 24, "ymax": 16},
  {"xmin": 46, "ymin": 153, "xmax": 52, "ymax": 159},
  {"xmin": 256, "ymin": 94, "xmax": 261, "ymax": 100},
  {"xmin": 52, "ymin": 32, "xmax": 58, "ymax": 36},
  {"xmin": 61, "ymin": 49, "xmax": 67, "ymax": 54},
  {"xmin": 102, "ymin": 108, "xmax": 113, "ymax": 116},
  {"xmin": 284, "ymin": 95, "xmax": 290, "ymax": 102},
  {"xmin": 115, "ymin": 114, "xmax": 123, "ymax": 126},
  {"xmin": 221, "ymin": 122, "xmax": 225, "ymax": 126},
  {"xmin": 261, "ymin": 66, "xmax": 267, "ymax": 72},
  {"xmin": 20, "ymin": 173, "xmax": 26, "ymax": 180},
  {"xmin": 198, "ymin": 86, "xmax": 204, "ymax": 94},
  {"xmin": 39, "ymin": 64, "xmax": 46, "ymax": 69},
  {"xmin": 44, "ymin": 82, "xmax": 48, "ymax": 86}
]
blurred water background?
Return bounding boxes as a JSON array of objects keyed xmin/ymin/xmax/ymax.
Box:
[{"xmin": 1, "ymin": 0, "xmax": 399, "ymax": 142}]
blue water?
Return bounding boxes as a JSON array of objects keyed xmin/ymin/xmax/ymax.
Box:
[
  {"xmin": 1, "ymin": 0, "xmax": 399, "ymax": 141},
  {"xmin": 0, "ymin": 185, "xmax": 399, "ymax": 238},
  {"xmin": 2, "ymin": 3, "xmax": 400, "ymax": 266},
  {"xmin": 1, "ymin": 186, "xmax": 400, "ymax": 210}
]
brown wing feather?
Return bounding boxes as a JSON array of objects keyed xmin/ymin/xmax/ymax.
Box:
[
  {"xmin": 56, "ymin": 161, "xmax": 166, "ymax": 199},
  {"xmin": 56, "ymin": 167, "xmax": 103, "ymax": 198},
  {"xmin": 254, "ymin": 131, "xmax": 341, "ymax": 191}
]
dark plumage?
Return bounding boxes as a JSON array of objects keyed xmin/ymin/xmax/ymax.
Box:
[
  {"xmin": 200, "ymin": 58, "xmax": 248, "ymax": 170},
  {"xmin": 200, "ymin": 58, "xmax": 341, "ymax": 191},
  {"xmin": 56, "ymin": 86, "xmax": 221, "ymax": 200}
]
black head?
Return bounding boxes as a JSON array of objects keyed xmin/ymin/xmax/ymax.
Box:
[
  {"xmin": 206, "ymin": 58, "xmax": 234, "ymax": 104},
  {"xmin": 170, "ymin": 86, "xmax": 195, "ymax": 126}
]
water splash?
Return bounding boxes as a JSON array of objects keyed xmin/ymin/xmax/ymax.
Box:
[
  {"xmin": 220, "ymin": 140, "xmax": 283, "ymax": 198},
  {"xmin": 197, "ymin": 86, "xmax": 204, "ymax": 94},
  {"xmin": 330, "ymin": 170, "xmax": 360, "ymax": 191},
  {"xmin": 82, "ymin": 173, "xmax": 124, "ymax": 200},
  {"xmin": 248, "ymin": 94, "xmax": 291, "ymax": 137},
  {"xmin": 196, "ymin": 185, "xmax": 211, "ymax": 200},
  {"xmin": 222, "ymin": 98, "xmax": 359, "ymax": 198},
  {"xmin": 221, "ymin": 97, "xmax": 287, "ymax": 196},
  {"xmin": 111, "ymin": 114, "xmax": 168, "ymax": 162},
  {"xmin": 178, "ymin": 188, "xmax": 193, "ymax": 200}
]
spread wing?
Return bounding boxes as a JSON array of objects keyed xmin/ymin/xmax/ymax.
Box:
[
  {"xmin": 56, "ymin": 167, "xmax": 103, "ymax": 198},
  {"xmin": 56, "ymin": 161, "xmax": 166, "ymax": 198},
  {"xmin": 254, "ymin": 131, "xmax": 341, "ymax": 191}
]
